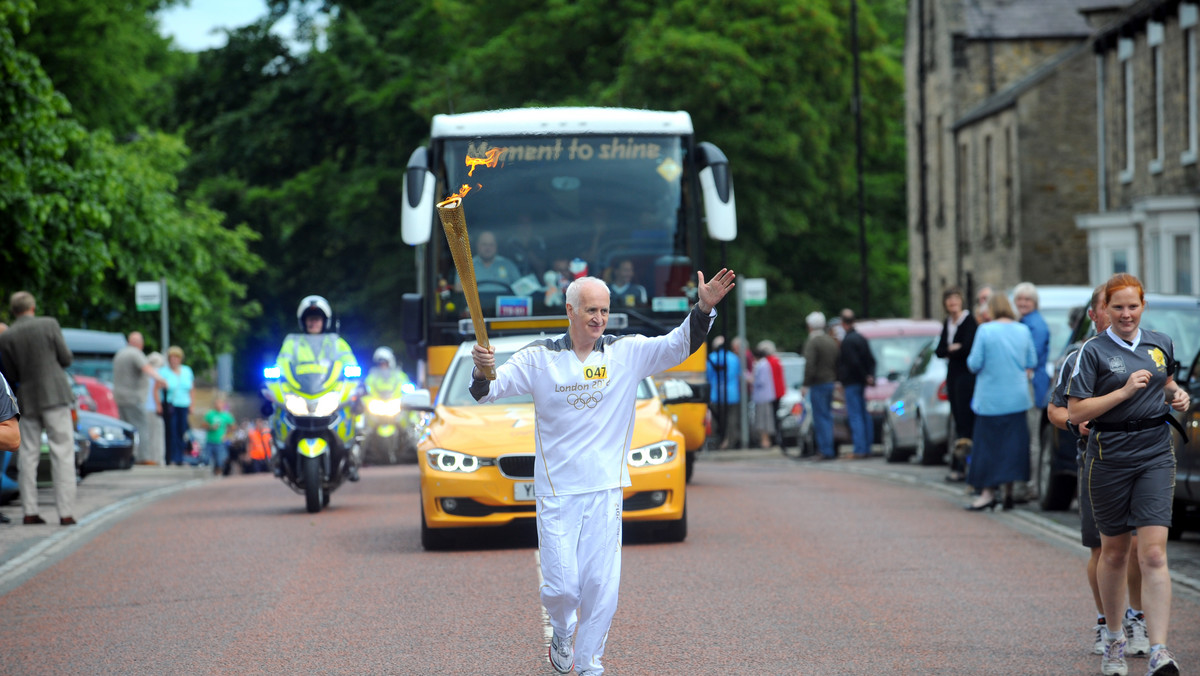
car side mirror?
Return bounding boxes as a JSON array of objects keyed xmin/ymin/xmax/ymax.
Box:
[
  {"xmin": 660, "ymin": 378, "xmax": 706, "ymax": 405},
  {"xmin": 401, "ymin": 389, "xmax": 434, "ymax": 413}
]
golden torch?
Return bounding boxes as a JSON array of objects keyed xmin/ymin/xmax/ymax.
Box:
[{"xmin": 437, "ymin": 184, "xmax": 495, "ymax": 380}]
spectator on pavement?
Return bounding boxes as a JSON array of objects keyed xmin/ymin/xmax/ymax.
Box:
[
  {"xmin": 975, "ymin": 285, "xmax": 994, "ymax": 323},
  {"xmin": 111, "ymin": 331, "xmax": 166, "ymax": 463},
  {"xmin": 836, "ymin": 309, "xmax": 876, "ymax": 459},
  {"xmin": 144, "ymin": 351, "xmax": 167, "ymax": 465},
  {"xmin": 0, "ymin": 291, "xmax": 78, "ymax": 526},
  {"xmin": 764, "ymin": 340, "xmax": 787, "ymax": 450},
  {"xmin": 750, "ymin": 341, "xmax": 778, "ymax": 449},
  {"xmin": 157, "ymin": 345, "xmax": 195, "ymax": 466},
  {"xmin": 802, "ymin": 311, "xmax": 839, "ymax": 460},
  {"xmin": 0, "ymin": 371, "xmax": 19, "ymax": 524},
  {"xmin": 1067, "ymin": 273, "xmax": 1188, "ymax": 676},
  {"xmin": 203, "ymin": 392, "xmax": 237, "ymax": 476},
  {"xmin": 964, "ymin": 293, "xmax": 1035, "ymax": 511},
  {"xmin": 935, "ymin": 286, "xmax": 977, "ymax": 482},
  {"xmin": 707, "ymin": 335, "xmax": 741, "ymax": 450},
  {"xmin": 1046, "ymin": 283, "xmax": 1149, "ymax": 659},
  {"xmin": 244, "ymin": 418, "xmax": 273, "ymax": 474},
  {"xmin": 1014, "ymin": 282, "xmax": 1050, "ymax": 503}
]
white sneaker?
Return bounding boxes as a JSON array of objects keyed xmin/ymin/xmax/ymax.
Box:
[
  {"xmin": 1093, "ymin": 622, "xmax": 1108, "ymax": 655},
  {"xmin": 549, "ymin": 633, "xmax": 573, "ymax": 674},
  {"xmin": 1102, "ymin": 633, "xmax": 1128, "ymax": 676},
  {"xmin": 1146, "ymin": 647, "xmax": 1180, "ymax": 676},
  {"xmin": 1123, "ymin": 613, "xmax": 1150, "ymax": 656}
]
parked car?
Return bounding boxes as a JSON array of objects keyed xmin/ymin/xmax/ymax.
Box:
[
  {"xmin": 77, "ymin": 409, "xmax": 137, "ymax": 475},
  {"xmin": 1, "ymin": 410, "xmax": 92, "ymax": 503},
  {"xmin": 824, "ymin": 319, "xmax": 943, "ymax": 449},
  {"xmin": 774, "ymin": 351, "xmax": 811, "ymax": 449},
  {"xmin": 1038, "ymin": 293, "xmax": 1200, "ymax": 528},
  {"xmin": 62, "ymin": 328, "xmax": 125, "ymax": 383},
  {"xmin": 72, "ymin": 374, "xmax": 118, "ymax": 418},
  {"xmin": 881, "ymin": 339, "xmax": 952, "ymax": 465},
  {"xmin": 412, "ymin": 335, "xmax": 690, "ymax": 550}
]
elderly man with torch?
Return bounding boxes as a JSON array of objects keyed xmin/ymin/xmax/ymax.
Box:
[{"xmin": 469, "ymin": 268, "xmax": 735, "ymax": 676}]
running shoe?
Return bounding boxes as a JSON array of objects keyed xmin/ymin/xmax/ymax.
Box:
[
  {"xmin": 1123, "ymin": 612, "xmax": 1149, "ymax": 656},
  {"xmin": 549, "ymin": 633, "xmax": 573, "ymax": 674},
  {"xmin": 1093, "ymin": 621, "xmax": 1108, "ymax": 655},
  {"xmin": 1102, "ymin": 633, "xmax": 1128, "ymax": 676},
  {"xmin": 1146, "ymin": 647, "xmax": 1180, "ymax": 676}
]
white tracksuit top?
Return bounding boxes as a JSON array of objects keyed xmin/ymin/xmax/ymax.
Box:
[{"xmin": 471, "ymin": 306, "xmax": 715, "ymax": 497}]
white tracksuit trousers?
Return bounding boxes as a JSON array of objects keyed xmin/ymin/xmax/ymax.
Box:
[{"xmin": 537, "ymin": 488, "xmax": 622, "ymax": 676}]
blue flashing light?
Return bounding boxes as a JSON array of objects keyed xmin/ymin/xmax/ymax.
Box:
[
  {"xmin": 264, "ymin": 366, "xmax": 281, "ymax": 379},
  {"xmin": 344, "ymin": 365, "xmax": 362, "ymax": 378}
]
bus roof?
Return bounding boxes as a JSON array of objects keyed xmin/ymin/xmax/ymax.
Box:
[{"xmin": 430, "ymin": 107, "xmax": 694, "ymax": 138}]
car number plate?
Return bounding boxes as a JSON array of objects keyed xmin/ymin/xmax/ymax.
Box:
[{"xmin": 513, "ymin": 482, "xmax": 536, "ymax": 502}]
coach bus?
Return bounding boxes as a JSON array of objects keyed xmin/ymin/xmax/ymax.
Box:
[{"xmin": 400, "ymin": 107, "xmax": 737, "ymax": 462}]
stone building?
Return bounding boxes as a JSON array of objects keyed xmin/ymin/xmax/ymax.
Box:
[
  {"xmin": 1076, "ymin": 0, "xmax": 1200, "ymax": 295},
  {"xmin": 906, "ymin": 0, "xmax": 1130, "ymax": 317}
]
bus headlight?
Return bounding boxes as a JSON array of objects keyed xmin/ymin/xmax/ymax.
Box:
[
  {"xmin": 425, "ymin": 448, "xmax": 481, "ymax": 473},
  {"xmin": 627, "ymin": 441, "xmax": 677, "ymax": 467}
]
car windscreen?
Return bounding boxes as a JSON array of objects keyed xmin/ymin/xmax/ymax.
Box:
[
  {"xmin": 440, "ymin": 348, "xmax": 654, "ymax": 406},
  {"xmin": 1140, "ymin": 305, "xmax": 1200, "ymax": 371},
  {"xmin": 871, "ymin": 336, "xmax": 934, "ymax": 379}
]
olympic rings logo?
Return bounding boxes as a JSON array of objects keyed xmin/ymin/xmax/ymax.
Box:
[{"xmin": 566, "ymin": 391, "xmax": 604, "ymax": 410}]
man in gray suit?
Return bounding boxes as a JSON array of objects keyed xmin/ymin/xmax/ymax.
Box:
[{"xmin": 0, "ymin": 291, "xmax": 77, "ymax": 526}]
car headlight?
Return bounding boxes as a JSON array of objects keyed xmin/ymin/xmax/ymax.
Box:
[
  {"xmin": 425, "ymin": 448, "xmax": 482, "ymax": 473},
  {"xmin": 87, "ymin": 425, "xmax": 127, "ymax": 441},
  {"xmin": 367, "ymin": 398, "xmax": 403, "ymax": 417},
  {"xmin": 627, "ymin": 441, "xmax": 677, "ymax": 467}
]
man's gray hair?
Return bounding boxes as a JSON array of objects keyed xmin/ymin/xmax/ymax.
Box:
[
  {"xmin": 565, "ymin": 276, "xmax": 609, "ymax": 308},
  {"xmin": 1012, "ymin": 281, "xmax": 1038, "ymax": 307},
  {"xmin": 806, "ymin": 311, "xmax": 826, "ymax": 330}
]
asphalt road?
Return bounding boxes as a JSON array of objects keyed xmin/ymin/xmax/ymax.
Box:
[{"xmin": 1, "ymin": 453, "xmax": 1198, "ymax": 675}]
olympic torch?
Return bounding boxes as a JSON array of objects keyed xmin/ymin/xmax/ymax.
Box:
[{"xmin": 437, "ymin": 185, "xmax": 495, "ymax": 380}]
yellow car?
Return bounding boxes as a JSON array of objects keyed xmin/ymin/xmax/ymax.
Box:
[{"xmin": 413, "ymin": 335, "xmax": 688, "ymax": 550}]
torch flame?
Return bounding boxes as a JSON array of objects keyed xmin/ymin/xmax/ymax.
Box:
[{"xmin": 466, "ymin": 147, "xmax": 505, "ymax": 177}]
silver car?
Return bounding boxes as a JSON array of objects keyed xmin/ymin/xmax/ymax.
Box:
[
  {"xmin": 881, "ymin": 339, "xmax": 952, "ymax": 465},
  {"xmin": 774, "ymin": 352, "xmax": 811, "ymax": 450}
]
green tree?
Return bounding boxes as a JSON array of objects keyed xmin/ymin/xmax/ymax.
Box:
[{"xmin": 0, "ymin": 0, "xmax": 262, "ymax": 369}]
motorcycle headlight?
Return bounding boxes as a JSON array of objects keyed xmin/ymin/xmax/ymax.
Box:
[
  {"xmin": 367, "ymin": 398, "xmax": 403, "ymax": 417},
  {"xmin": 627, "ymin": 441, "xmax": 677, "ymax": 467},
  {"xmin": 313, "ymin": 392, "xmax": 343, "ymax": 417},
  {"xmin": 425, "ymin": 448, "xmax": 481, "ymax": 473},
  {"xmin": 284, "ymin": 394, "xmax": 309, "ymax": 417}
]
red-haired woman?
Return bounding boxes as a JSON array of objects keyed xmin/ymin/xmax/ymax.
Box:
[{"xmin": 1067, "ymin": 273, "xmax": 1189, "ymax": 676}]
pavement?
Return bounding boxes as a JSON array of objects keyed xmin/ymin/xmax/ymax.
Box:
[{"xmin": 2, "ymin": 445, "xmax": 1199, "ymax": 595}]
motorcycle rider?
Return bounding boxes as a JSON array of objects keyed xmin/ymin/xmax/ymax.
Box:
[
  {"xmin": 273, "ymin": 295, "xmax": 362, "ymax": 481},
  {"xmin": 365, "ymin": 346, "xmax": 411, "ymax": 395}
]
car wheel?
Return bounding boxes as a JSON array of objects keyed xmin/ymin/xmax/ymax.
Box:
[
  {"xmin": 658, "ymin": 504, "xmax": 687, "ymax": 543},
  {"xmin": 915, "ymin": 417, "xmax": 945, "ymax": 466},
  {"xmin": 420, "ymin": 502, "xmax": 456, "ymax": 551},
  {"xmin": 882, "ymin": 419, "xmax": 907, "ymax": 463},
  {"xmin": 1038, "ymin": 424, "xmax": 1075, "ymax": 511}
]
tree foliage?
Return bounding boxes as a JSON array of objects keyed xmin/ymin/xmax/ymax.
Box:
[{"xmin": 0, "ymin": 0, "xmax": 262, "ymax": 369}]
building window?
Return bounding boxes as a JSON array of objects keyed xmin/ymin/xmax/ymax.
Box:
[
  {"xmin": 1183, "ymin": 3, "xmax": 1198, "ymax": 165},
  {"xmin": 1120, "ymin": 38, "xmax": 1135, "ymax": 184},
  {"xmin": 1177, "ymin": 234, "xmax": 1194, "ymax": 293},
  {"xmin": 956, "ymin": 141, "xmax": 968, "ymax": 251},
  {"xmin": 1149, "ymin": 22, "xmax": 1164, "ymax": 174}
]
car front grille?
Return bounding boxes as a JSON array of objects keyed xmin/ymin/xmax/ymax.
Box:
[{"xmin": 498, "ymin": 454, "xmax": 534, "ymax": 479}]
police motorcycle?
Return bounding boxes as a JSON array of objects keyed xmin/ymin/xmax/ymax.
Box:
[
  {"xmin": 356, "ymin": 346, "xmax": 419, "ymax": 465},
  {"xmin": 262, "ymin": 296, "xmax": 362, "ymax": 513}
]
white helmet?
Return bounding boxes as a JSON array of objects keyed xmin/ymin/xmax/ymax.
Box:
[
  {"xmin": 297, "ymin": 295, "xmax": 333, "ymax": 332},
  {"xmin": 372, "ymin": 346, "xmax": 396, "ymax": 368}
]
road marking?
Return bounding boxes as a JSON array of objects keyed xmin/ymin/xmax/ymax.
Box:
[{"xmin": 0, "ymin": 479, "xmax": 205, "ymax": 594}]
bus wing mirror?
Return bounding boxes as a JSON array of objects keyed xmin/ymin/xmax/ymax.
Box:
[
  {"xmin": 696, "ymin": 142, "xmax": 736, "ymax": 242},
  {"xmin": 401, "ymin": 389, "xmax": 434, "ymax": 412},
  {"xmin": 402, "ymin": 146, "xmax": 436, "ymax": 245}
]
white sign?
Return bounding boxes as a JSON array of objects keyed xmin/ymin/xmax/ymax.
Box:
[
  {"xmin": 742, "ymin": 278, "xmax": 767, "ymax": 307},
  {"xmin": 135, "ymin": 281, "xmax": 161, "ymax": 311}
]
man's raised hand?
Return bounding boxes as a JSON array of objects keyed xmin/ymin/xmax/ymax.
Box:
[{"xmin": 697, "ymin": 268, "xmax": 736, "ymax": 314}]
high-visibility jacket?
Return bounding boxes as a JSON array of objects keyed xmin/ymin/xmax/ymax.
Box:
[
  {"xmin": 275, "ymin": 332, "xmax": 357, "ymax": 391},
  {"xmin": 364, "ymin": 367, "xmax": 411, "ymax": 397},
  {"xmin": 246, "ymin": 427, "xmax": 272, "ymax": 461}
]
